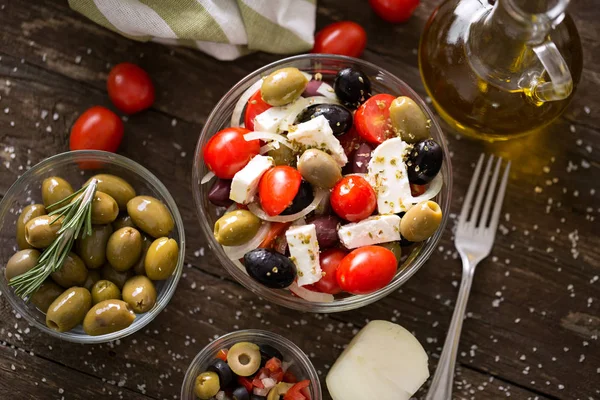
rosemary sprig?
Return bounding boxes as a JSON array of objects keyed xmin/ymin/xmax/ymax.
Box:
[{"xmin": 9, "ymin": 178, "xmax": 98, "ymax": 299}]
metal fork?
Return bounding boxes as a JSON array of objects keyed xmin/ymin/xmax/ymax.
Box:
[{"xmin": 425, "ymin": 154, "xmax": 511, "ymax": 400}]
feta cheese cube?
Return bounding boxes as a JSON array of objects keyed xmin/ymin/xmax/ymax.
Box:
[
  {"xmin": 368, "ymin": 138, "xmax": 413, "ymax": 214},
  {"xmin": 338, "ymin": 215, "xmax": 401, "ymax": 249},
  {"xmin": 286, "ymin": 224, "xmax": 322, "ymax": 286},
  {"xmin": 253, "ymin": 106, "xmax": 290, "ymax": 133},
  {"xmin": 229, "ymin": 155, "xmax": 274, "ymax": 204},
  {"xmin": 288, "ymin": 115, "xmax": 348, "ymax": 167}
]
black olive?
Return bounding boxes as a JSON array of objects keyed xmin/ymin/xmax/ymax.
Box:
[
  {"xmin": 281, "ymin": 181, "xmax": 313, "ymax": 215},
  {"xmin": 296, "ymin": 104, "xmax": 353, "ymax": 136},
  {"xmin": 232, "ymin": 386, "xmax": 250, "ymax": 400},
  {"xmin": 259, "ymin": 344, "xmax": 284, "ymax": 365},
  {"xmin": 208, "ymin": 358, "xmax": 234, "ymax": 388},
  {"xmin": 333, "ymin": 68, "xmax": 371, "ymax": 109},
  {"xmin": 250, "ymin": 395, "xmax": 266, "ymax": 400},
  {"xmin": 244, "ymin": 248, "xmax": 297, "ymax": 289},
  {"xmin": 406, "ymin": 139, "xmax": 443, "ymax": 185},
  {"xmin": 399, "ymin": 235, "xmax": 414, "ymax": 247},
  {"xmin": 208, "ymin": 178, "xmax": 233, "ymax": 207}
]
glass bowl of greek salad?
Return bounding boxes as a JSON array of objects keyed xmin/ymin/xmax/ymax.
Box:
[{"xmin": 192, "ymin": 54, "xmax": 452, "ymax": 312}]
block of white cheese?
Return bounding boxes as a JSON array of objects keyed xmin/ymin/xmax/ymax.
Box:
[
  {"xmin": 326, "ymin": 320, "xmax": 430, "ymax": 400},
  {"xmin": 338, "ymin": 215, "xmax": 401, "ymax": 249},
  {"xmin": 367, "ymin": 137, "xmax": 413, "ymax": 214},
  {"xmin": 287, "ymin": 115, "xmax": 348, "ymax": 167},
  {"xmin": 253, "ymin": 106, "xmax": 291, "ymax": 133},
  {"xmin": 229, "ymin": 155, "xmax": 274, "ymax": 204},
  {"xmin": 285, "ymin": 224, "xmax": 322, "ymax": 287}
]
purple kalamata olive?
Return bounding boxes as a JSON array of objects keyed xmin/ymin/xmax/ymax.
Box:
[
  {"xmin": 307, "ymin": 215, "xmax": 341, "ymax": 248},
  {"xmin": 351, "ymin": 142, "xmax": 374, "ymax": 174},
  {"xmin": 207, "ymin": 179, "xmax": 233, "ymax": 207}
]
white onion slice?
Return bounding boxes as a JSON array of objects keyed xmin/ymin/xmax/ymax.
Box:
[
  {"xmin": 300, "ymin": 71, "xmax": 313, "ymax": 81},
  {"xmin": 259, "ymin": 143, "xmax": 274, "ymax": 154},
  {"xmin": 407, "ymin": 173, "xmax": 444, "ymax": 204},
  {"xmin": 317, "ymin": 82, "xmax": 337, "ymax": 99},
  {"xmin": 200, "ymin": 171, "xmax": 215, "ymax": 185},
  {"xmin": 244, "ymin": 132, "xmax": 293, "ymax": 149},
  {"xmin": 222, "ymin": 221, "xmax": 272, "ymax": 261},
  {"xmin": 279, "ymin": 96, "xmax": 340, "ymax": 132},
  {"xmin": 247, "ymin": 188, "xmax": 327, "ymax": 223},
  {"xmin": 289, "ymin": 281, "xmax": 334, "ymax": 303},
  {"xmin": 261, "ymin": 377, "xmax": 277, "ymax": 390},
  {"xmin": 231, "ymin": 78, "xmax": 264, "ymax": 127}
]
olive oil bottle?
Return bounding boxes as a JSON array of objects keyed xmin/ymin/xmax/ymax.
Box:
[{"xmin": 419, "ymin": 0, "xmax": 583, "ymax": 141}]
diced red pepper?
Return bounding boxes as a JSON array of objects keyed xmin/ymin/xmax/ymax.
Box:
[
  {"xmin": 283, "ymin": 370, "xmax": 298, "ymax": 383},
  {"xmin": 271, "ymin": 370, "xmax": 284, "ymax": 383},
  {"xmin": 265, "ymin": 357, "xmax": 282, "ymax": 373},
  {"xmin": 283, "ymin": 380, "xmax": 311, "ymax": 400},
  {"xmin": 410, "ymin": 183, "xmax": 427, "ymax": 197},
  {"xmin": 252, "ymin": 375, "xmax": 265, "ymax": 389},
  {"xmin": 216, "ymin": 349, "xmax": 228, "ymax": 361},
  {"xmin": 237, "ymin": 376, "xmax": 253, "ymax": 393}
]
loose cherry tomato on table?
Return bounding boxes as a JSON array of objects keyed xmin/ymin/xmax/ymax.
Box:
[
  {"xmin": 330, "ymin": 175, "xmax": 377, "ymax": 222},
  {"xmin": 203, "ymin": 127, "xmax": 259, "ymax": 179},
  {"xmin": 336, "ymin": 246, "xmax": 397, "ymax": 294},
  {"xmin": 107, "ymin": 63, "xmax": 155, "ymax": 114},
  {"xmin": 312, "ymin": 248, "xmax": 347, "ymax": 295},
  {"xmin": 259, "ymin": 166, "xmax": 302, "ymax": 216},
  {"xmin": 70, "ymin": 106, "xmax": 124, "ymax": 152},
  {"xmin": 244, "ymin": 90, "xmax": 272, "ymax": 131},
  {"xmin": 369, "ymin": 0, "xmax": 420, "ymax": 23},
  {"xmin": 354, "ymin": 93, "xmax": 397, "ymax": 144},
  {"xmin": 284, "ymin": 380, "xmax": 311, "ymax": 400},
  {"xmin": 312, "ymin": 21, "xmax": 367, "ymax": 58}
]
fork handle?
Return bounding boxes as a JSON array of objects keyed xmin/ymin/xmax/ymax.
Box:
[{"xmin": 425, "ymin": 258, "xmax": 475, "ymax": 400}]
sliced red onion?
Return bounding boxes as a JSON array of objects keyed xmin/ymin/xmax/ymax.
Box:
[
  {"xmin": 289, "ymin": 281, "xmax": 334, "ymax": 303},
  {"xmin": 231, "ymin": 78, "xmax": 264, "ymax": 127},
  {"xmin": 247, "ymin": 188, "xmax": 328, "ymax": 223},
  {"xmin": 303, "ymin": 80, "xmax": 337, "ymax": 99},
  {"xmin": 200, "ymin": 171, "xmax": 215, "ymax": 185},
  {"xmin": 222, "ymin": 221, "xmax": 272, "ymax": 261},
  {"xmin": 244, "ymin": 132, "xmax": 293, "ymax": 149}
]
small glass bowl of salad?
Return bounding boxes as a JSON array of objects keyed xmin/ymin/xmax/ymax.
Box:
[
  {"xmin": 181, "ymin": 330, "xmax": 322, "ymax": 400},
  {"xmin": 192, "ymin": 54, "xmax": 452, "ymax": 312}
]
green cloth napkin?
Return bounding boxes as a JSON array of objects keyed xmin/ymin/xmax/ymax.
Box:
[{"xmin": 69, "ymin": 0, "xmax": 317, "ymax": 60}]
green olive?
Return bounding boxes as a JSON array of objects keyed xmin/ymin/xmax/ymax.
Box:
[
  {"xmin": 389, "ymin": 96, "xmax": 431, "ymax": 144},
  {"xmin": 194, "ymin": 371, "xmax": 220, "ymax": 400},
  {"xmin": 144, "ymin": 237, "xmax": 179, "ymax": 280},
  {"xmin": 122, "ymin": 275, "xmax": 156, "ymax": 314},
  {"xmin": 268, "ymin": 145, "xmax": 296, "ymax": 166},
  {"xmin": 400, "ymin": 201, "xmax": 443, "ymax": 242},
  {"xmin": 101, "ymin": 264, "xmax": 133, "ymax": 290},
  {"xmin": 90, "ymin": 191, "xmax": 119, "ymax": 224},
  {"xmin": 226, "ymin": 342, "xmax": 261, "ymax": 377},
  {"xmin": 133, "ymin": 234, "xmax": 152, "ymax": 275},
  {"xmin": 106, "ymin": 227, "xmax": 143, "ymax": 271},
  {"xmin": 30, "ymin": 281, "xmax": 64, "ymax": 313},
  {"xmin": 378, "ymin": 242, "xmax": 402, "ymax": 264},
  {"xmin": 50, "ymin": 252, "xmax": 88, "ymax": 288},
  {"xmin": 24, "ymin": 215, "xmax": 63, "ymax": 248},
  {"xmin": 76, "ymin": 224, "xmax": 113, "ymax": 269},
  {"xmin": 83, "ymin": 299, "xmax": 135, "ymax": 336},
  {"xmin": 127, "ymin": 196, "xmax": 174, "ymax": 238},
  {"xmin": 16, "ymin": 204, "xmax": 46, "ymax": 249},
  {"xmin": 261, "ymin": 67, "xmax": 308, "ymax": 106},
  {"xmin": 46, "ymin": 287, "xmax": 92, "ymax": 332},
  {"xmin": 297, "ymin": 149, "xmax": 342, "ymax": 189},
  {"xmin": 86, "ymin": 174, "xmax": 136, "ymax": 210},
  {"xmin": 83, "ymin": 269, "xmax": 101, "ymax": 291},
  {"xmin": 213, "ymin": 210, "xmax": 261, "ymax": 246},
  {"xmin": 112, "ymin": 214, "xmax": 137, "ymax": 231},
  {"xmin": 5, "ymin": 249, "xmax": 40, "ymax": 281},
  {"xmin": 267, "ymin": 382, "xmax": 295, "ymax": 400},
  {"xmin": 42, "ymin": 177, "xmax": 74, "ymax": 211},
  {"xmin": 91, "ymin": 280, "xmax": 122, "ymax": 305}
]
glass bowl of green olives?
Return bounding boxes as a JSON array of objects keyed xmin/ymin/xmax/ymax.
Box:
[
  {"xmin": 181, "ymin": 330, "xmax": 322, "ymax": 400},
  {"xmin": 192, "ymin": 54, "xmax": 452, "ymax": 313},
  {"xmin": 0, "ymin": 150, "xmax": 185, "ymax": 343}
]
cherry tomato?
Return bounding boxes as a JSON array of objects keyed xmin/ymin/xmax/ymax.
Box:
[
  {"xmin": 312, "ymin": 249, "xmax": 346, "ymax": 295},
  {"xmin": 336, "ymin": 246, "xmax": 397, "ymax": 294},
  {"xmin": 70, "ymin": 106, "xmax": 124, "ymax": 153},
  {"xmin": 260, "ymin": 222, "xmax": 292, "ymax": 249},
  {"xmin": 237, "ymin": 376, "xmax": 253, "ymax": 393},
  {"xmin": 203, "ymin": 127, "xmax": 259, "ymax": 179},
  {"xmin": 216, "ymin": 349, "xmax": 228, "ymax": 361},
  {"xmin": 330, "ymin": 176, "xmax": 377, "ymax": 222},
  {"xmin": 312, "ymin": 21, "xmax": 367, "ymax": 58},
  {"xmin": 107, "ymin": 63, "xmax": 155, "ymax": 114},
  {"xmin": 244, "ymin": 90, "xmax": 272, "ymax": 131},
  {"xmin": 354, "ymin": 94, "xmax": 396, "ymax": 144},
  {"xmin": 259, "ymin": 166, "xmax": 302, "ymax": 216},
  {"xmin": 284, "ymin": 380, "xmax": 311, "ymax": 400},
  {"xmin": 369, "ymin": 0, "xmax": 420, "ymax": 23}
]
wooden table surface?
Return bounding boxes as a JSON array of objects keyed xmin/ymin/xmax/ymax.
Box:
[{"xmin": 1, "ymin": 1, "xmax": 599, "ymax": 399}]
